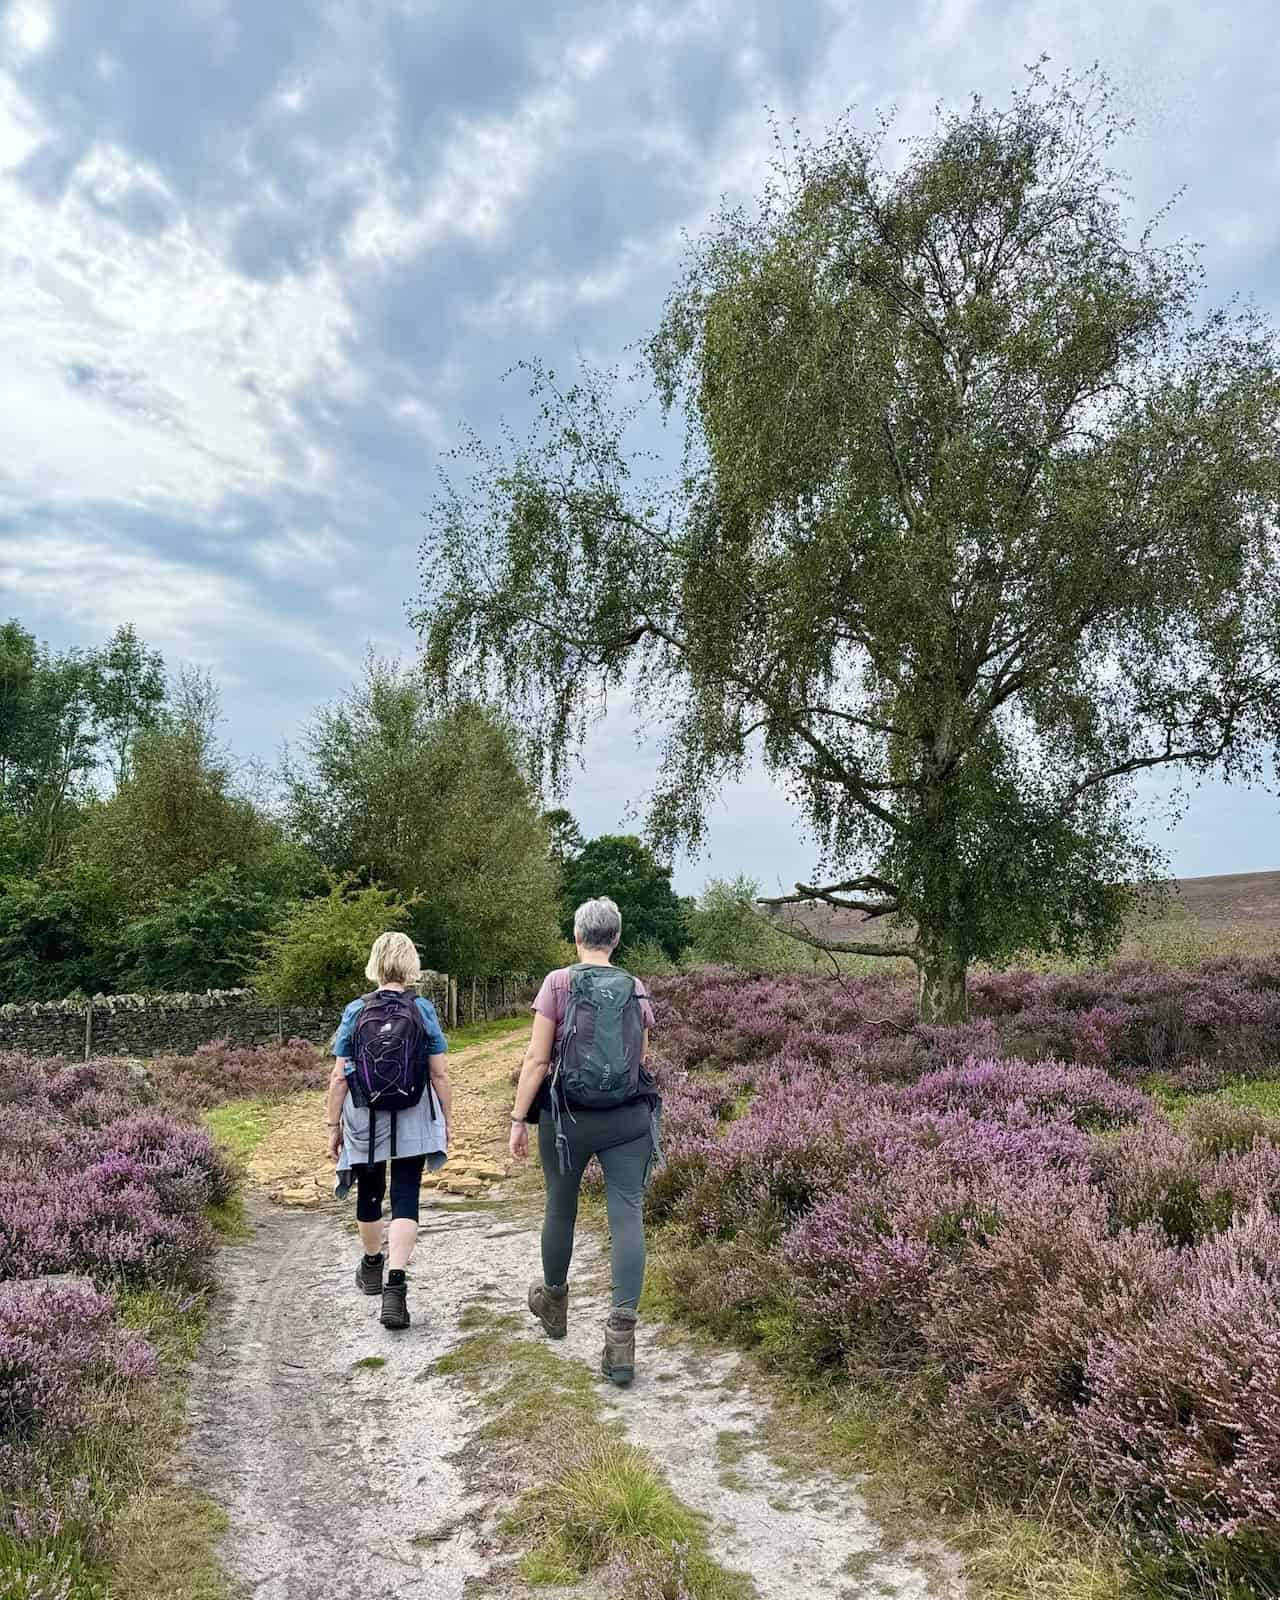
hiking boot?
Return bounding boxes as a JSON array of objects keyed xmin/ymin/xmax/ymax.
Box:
[
  {"xmin": 380, "ymin": 1275, "xmax": 410, "ymax": 1331},
  {"xmin": 355, "ymin": 1253, "xmax": 384, "ymax": 1296},
  {"xmin": 601, "ymin": 1308, "xmax": 638, "ymax": 1386},
  {"xmin": 528, "ymin": 1280, "xmax": 569, "ymax": 1339}
]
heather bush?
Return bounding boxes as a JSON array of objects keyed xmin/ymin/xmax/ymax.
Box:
[
  {"xmin": 924, "ymin": 1180, "xmax": 1178, "ymax": 1494},
  {"xmin": 0, "ymin": 1280, "xmax": 157, "ymax": 1554},
  {"xmin": 149, "ymin": 1035, "xmax": 327, "ymax": 1109},
  {"xmin": 0, "ymin": 1042, "xmax": 251, "ymax": 1585},
  {"xmin": 1089, "ymin": 1122, "xmax": 1225, "ymax": 1246},
  {"xmin": 648, "ymin": 958, "xmax": 1280, "ymax": 1584},
  {"xmin": 1080, "ymin": 1207, "xmax": 1280, "ymax": 1589},
  {"xmin": 0, "ymin": 1068, "xmax": 233, "ymax": 1290},
  {"xmin": 899, "ymin": 1057, "xmax": 1154, "ymax": 1132},
  {"xmin": 1181, "ymin": 1093, "xmax": 1280, "ymax": 1156}
]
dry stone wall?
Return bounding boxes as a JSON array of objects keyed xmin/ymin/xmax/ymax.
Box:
[{"xmin": 0, "ymin": 973, "xmax": 537, "ymax": 1060}]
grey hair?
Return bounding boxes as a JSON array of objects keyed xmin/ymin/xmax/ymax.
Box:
[{"xmin": 573, "ymin": 896, "xmax": 622, "ymax": 952}]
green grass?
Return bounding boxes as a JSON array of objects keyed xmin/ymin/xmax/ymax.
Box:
[
  {"xmin": 201, "ymin": 1098, "xmax": 280, "ymax": 1235},
  {"xmin": 1203, "ymin": 1077, "xmax": 1280, "ymax": 1116},
  {"xmin": 510, "ymin": 1434, "xmax": 756, "ymax": 1598},
  {"xmin": 93, "ymin": 1492, "xmax": 231, "ymax": 1600},
  {"xmin": 354, "ymin": 1355, "xmax": 387, "ymax": 1370},
  {"xmin": 448, "ymin": 1014, "xmax": 530, "ymax": 1050},
  {"xmin": 1150, "ymin": 1076, "xmax": 1280, "ymax": 1124},
  {"xmin": 433, "ymin": 1307, "xmax": 754, "ymax": 1598},
  {"xmin": 119, "ymin": 1288, "xmax": 207, "ymax": 1366},
  {"xmin": 202, "ymin": 1097, "xmax": 276, "ymax": 1164}
]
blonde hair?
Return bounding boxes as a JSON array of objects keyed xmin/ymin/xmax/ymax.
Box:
[{"xmin": 365, "ymin": 930, "xmax": 421, "ymax": 988}]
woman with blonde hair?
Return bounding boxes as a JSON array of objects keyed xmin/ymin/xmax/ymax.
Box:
[{"xmin": 327, "ymin": 931, "xmax": 452, "ymax": 1330}]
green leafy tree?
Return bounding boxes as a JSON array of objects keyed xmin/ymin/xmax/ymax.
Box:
[
  {"xmin": 686, "ymin": 875, "xmax": 807, "ymax": 970},
  {"xmin": 253, "ymin": 876, "xmax": 415, "ymax": 1007},
  {"xmin": 416, "ymin": 69, "xmax": 1280, "ymax": 1020},
  {"xmin": 76, "ymin": 717, "xmax": 282, "ymax": 906},
  {"xmin": 0, "ymin": 619, "xmax": 167, "ymax": 869},
  {"xmin": 112, "ymin": 865, "xmax": 294, "ymax": 993},
  {"xmin": 559, "ymin": 835, "xmax": 689, "ymax": 963},
  {"xmin": 0, "ymin": 621, "xmax": 38, "ymax": 796},
  {"xmin": 283, "ymin": 659, "xmax": 560, "ymax": 976},
  {"xmin": 21, "ymin": 650, "xmax": 103, "ymax": 867},
  {"xmin": 413, "ymin": 705, "xmax": 562, "ymax": 977},
  {"xmin": 0, "ymin": 873, "xmax": 107, "ymax": 1000},
  {"xmin": 95, "ymin": 624, "xmax": 166, "ymax": 785},
  {"xmin": 544, "ymin": 807, "xmax": 586, "ymax": 873}
]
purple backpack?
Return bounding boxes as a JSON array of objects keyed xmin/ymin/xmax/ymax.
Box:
[{"xmin": 351, "ymin": 990, "xmax": 430, "ymax": 1160}]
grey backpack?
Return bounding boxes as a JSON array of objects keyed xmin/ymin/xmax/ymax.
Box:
[
  {"xmin": 547, "ymin": 964, "xmax": 655, "ymax": 1173},
  {"xmin": 554, "ymin": 963, "xmax": 646, "ymax": 1108}
]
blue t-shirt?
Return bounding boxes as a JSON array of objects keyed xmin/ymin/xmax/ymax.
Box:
[
  {"xmin": 332, "ymin": 990, "xmax": 450, "ymax": 1171},
  {"xmin": 333, "ymin": 991, "xmax": 448, "ymax": 1070}
]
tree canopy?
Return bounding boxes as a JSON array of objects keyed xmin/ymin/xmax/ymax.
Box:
[
  {"xmin": 557, "ymin": 831, "xmax": 690, "ymax": 963},
  {"xmin": 282, "ymin": 657, "xmax": 561, "ymax": 978},
  {"xmin": 254, "ymin": 876, "xmax": 415, "ymax": 1007},
  {"xmin": 416, "ymin": 68, "xmax": 1280, "ymax": 1019}
]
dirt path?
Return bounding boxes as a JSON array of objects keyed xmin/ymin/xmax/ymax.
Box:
[{"xmin": 184, "ymin": 1031, "xmax": 965, "ymax": 1600}]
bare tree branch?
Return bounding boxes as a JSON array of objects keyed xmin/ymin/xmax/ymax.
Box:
[
  {"xmin": 758, "ymin": 878, "xmax": 901, "ymax": 919},
  {"xmin": 763, "ymin": 917, "xmax": 919, "ymax": 962}
]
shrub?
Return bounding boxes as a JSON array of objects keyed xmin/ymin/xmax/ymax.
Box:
[
  {"xmin": 646, "ymin": 956, "xmax": 1280, "ymax": 1582},
  {"xmin": 1089, "ymin": 1122, "xmax": 1223, "ymax": 1246},
  {"xmin": 1181, "ymin": 1093, "xmax": 1280, "ymax": 1157},
  {"xmin": 899, "ymin": 1056, "xmax": 1154, "ymax": 1132},
  {"xmin": 149, "ymin": 1036, "xmax": 327, "ymax": 1110},
  {"xmin": 1079, "ymin": 1207, "xmax": 1280, "ymax": 1589},
  {"xmin": 0, "ymin": 1280, "xmax": 157, "ymax": 1548},
  {"xmin": 924, "ymin": 1179, "xmax": 1178, "ymax": 1494}
]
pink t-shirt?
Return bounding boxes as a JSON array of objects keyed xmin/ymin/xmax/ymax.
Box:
[{"xmin": 533, "ymin": 966, "xmax": 656, "ymax": 1052}]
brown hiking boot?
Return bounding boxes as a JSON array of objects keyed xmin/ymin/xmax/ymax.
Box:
[
  {"xmin": 601, "ymin": 1308, "xmax": 638, "ymax": 1386},
  {"xmin": 528, "ymin": 1280, "xmax": 569, "ymax": 1339}
]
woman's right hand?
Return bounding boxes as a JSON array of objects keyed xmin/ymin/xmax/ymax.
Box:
[
  {"xmin": 327, "ymin": 1123, "xmax": 343, "ymax": 1162},
  {"xmin": 509, "ymin": 1120, "xmax": 529, "ymax": 1162}
]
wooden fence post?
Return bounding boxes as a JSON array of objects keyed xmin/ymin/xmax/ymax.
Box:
[
  {"xmin": 276, "ymin": 1007, "xmax": 284, "ymax": 1046},
  {"xmin": 449, "ymin": 976, "xmax": 458, "ymax": 1030},
  {"xmin": 83, "ymin": 1000, "xmax": 94, "ymax": 1063},
  {"xmin": 469, "ymin": 977, "xmax": 477, "ymax": 1026}
]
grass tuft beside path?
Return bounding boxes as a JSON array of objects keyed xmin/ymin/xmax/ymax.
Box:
[{"xmin": 436, "ymin": 1305, "xmax": 756, "ymax": 1598}]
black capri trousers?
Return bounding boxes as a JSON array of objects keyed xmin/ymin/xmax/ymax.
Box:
[{"xmin": 354, "ymin": 1155, "xmax": 428, "ymax": 1223}]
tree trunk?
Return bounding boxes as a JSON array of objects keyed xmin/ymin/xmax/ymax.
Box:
[{"xmin": 918, "ymin": 948, "xmax": 968, "ymax": 1023}]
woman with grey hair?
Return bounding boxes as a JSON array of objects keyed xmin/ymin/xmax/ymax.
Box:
[{"xmin": 509, "ymin": 895, "xmax": 659, "ymax": 1385}]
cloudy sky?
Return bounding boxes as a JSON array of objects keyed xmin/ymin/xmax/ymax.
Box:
[{"xmin": 1, "ymin": 0, "xmax": 1277, "ymax": 893}]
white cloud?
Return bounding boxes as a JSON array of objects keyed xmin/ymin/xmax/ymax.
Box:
[
  {"xmin": 0, "ymin": 89, "xmax": 353, "ymax": 518},
  {"xmin": 0, "ymin": 527, "xmax": 360, "ymax": 682},
  {"xmin": 5, "ymin": 3, "xmax": 52, "ymax": 56}
]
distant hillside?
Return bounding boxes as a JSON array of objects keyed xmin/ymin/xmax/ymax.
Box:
[
  {"xmin": 777, "ymin": 870, "xmax": 1280, "ymax": 948},
  {"xmin": 1145, "ymin": 870, "xmax": 1280, "ymax": 928}
]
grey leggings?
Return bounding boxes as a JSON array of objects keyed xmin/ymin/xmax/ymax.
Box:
[{"xmin": 538, "ymin": 1104, "xmax": 653, "ymax": 1309}]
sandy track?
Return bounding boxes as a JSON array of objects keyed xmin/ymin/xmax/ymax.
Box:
[{"xmin": 184, "ymin": 1033, "xmax": 965, "ymax": 1599}]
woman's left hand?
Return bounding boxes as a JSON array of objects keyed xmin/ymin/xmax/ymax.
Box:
[{"xmin": 509, "ymin": 1120, "xmax": 528, "ymax": 1162}]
